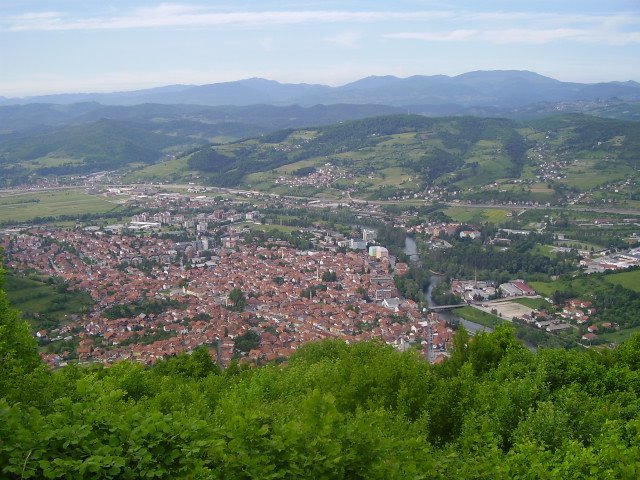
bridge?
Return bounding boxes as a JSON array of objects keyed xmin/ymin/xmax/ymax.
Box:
[{"xmin": 428, "ymin": 304, "xmax": 465, "ymax": 312}]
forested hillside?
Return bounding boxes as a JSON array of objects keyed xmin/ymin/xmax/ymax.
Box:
[
  {"xmin": 178, "ymin": 113, "xmax": 640, "ymax": 202},
  {"xmin": 2, "ymin": 266, "xmax": 640, "ymax": 478},
  {"xmin": 0, "ymin": 119, "xmax": 195, "ymax": 184}
]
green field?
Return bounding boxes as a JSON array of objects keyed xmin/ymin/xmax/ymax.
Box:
[
  {"xmin": 603, "ymin": 269, "xmax": 640, "ymax": 293},
  {"xmin": 0, "ymin": 190, "xmax": 124, "ymax": 224},
  {"xmin": 529, "ymin": 274, "xmax": 626, "ymax": 299},
  {"xmin": 530, "ymin": 271, "xmax": 640, "ymax": 300},
  {"xmin": 125, "ymin": 156, "xmax": 190, "ymax": 182},
  {"xmin": 456, "ymin": 306, "xmax": 505, "ymax": 328},
  {"xmin": 597, "ymin": 326, "xmax": 640, "ymax": 344},
  {"xmin": 561, "ymin": 158, "xmax": 634, "ymax": 190},
  {"xmin": 513, "ymin": 297, "xmax": 553, "ymax": 310},
  {"xmin": 444, "ymin": 207, "xmax": 510, "ymax": 224},
  {"xmin": 4, "ymin": 272, "xmax": 93, "ymax": 332}
]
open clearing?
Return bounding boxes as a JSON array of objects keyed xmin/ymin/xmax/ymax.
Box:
[
  {"xmin": 473, "ymin": 299, "xmax": 537, "ymax": 320},
  {"xmin": 604, "ymin": 269, "xmax": 640, "ymax": 293},
  {"xmin": 0, "ymin": 189, "xmax": 123, "ymax": 223}
]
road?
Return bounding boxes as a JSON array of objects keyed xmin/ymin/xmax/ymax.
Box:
[{"xmin": 1, "ymin": 183, "xmax": 638, "ymax": 216}]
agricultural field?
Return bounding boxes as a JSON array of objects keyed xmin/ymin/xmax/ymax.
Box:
[
  {"xmin": 124, "ymin": 156, "xmax": 190, "ymax": 183},
  {"xmin": 455, "ymin": 306, "xmax": 504, "ymax": 328},
  {"xmin": 560, "ymin": 158, "xmax": 634, "ymax": 190},
  {"xmin": 444, "ymin": 206, "xmax": 510, "ymax": 224},
  {"xmin": 0, "ymin": 189, "xmax": 126, "ymax": 224},
  {"xmin": 4, "ymin": 272, "xmax": 93, "ymax": 332},
  {"xmin": 604, "ymin": 269, "xmax": 640, "ymax": 293},
  {"xmin": 512, "ymin": 297, "xmax": 554, "ymax": 311}
]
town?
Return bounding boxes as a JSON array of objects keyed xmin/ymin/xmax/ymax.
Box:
[{"xmin": 3, "ymin": 223, "xmax": 456, "ymax": 368}]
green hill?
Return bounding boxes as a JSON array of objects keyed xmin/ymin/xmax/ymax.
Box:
[
  {"xmin": 0, "ymin": 119, "xmax": 197, "ymax": 184},
  {"xmin": 172, "ymin": 113, "xmax": 639, "ymax": 202}
]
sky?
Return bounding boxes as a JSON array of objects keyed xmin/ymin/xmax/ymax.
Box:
[{"xmin": 1, "ymin": 0, "xmax": 639, "ymax": 97}]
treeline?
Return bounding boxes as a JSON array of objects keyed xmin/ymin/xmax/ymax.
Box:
[
  {"xmin": 423, "ymin": 233, "xmax": 577, "ymax": 281},
  {"xmin": 375, "ymin": 224, "xmax": 407, "ymax": 253},
  {"xmin": 401, "ymin": 147, "xmax": 461, "ymax": 185},
  {"xmin": 102, "ymin": 298, "xmax": 184, "ymax": 320},
  {"xmin": 394, "ymin": 266, "xmax": 430, "ymax": 304},
  {"xmin": 0, "ymin": 206, "xmax": 142, "ymax": 227}
]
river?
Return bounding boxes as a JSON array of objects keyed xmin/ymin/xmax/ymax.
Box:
[
  {"xmin": 403, "ymin": 236, "xmax": 419, "ymax": 262},
  {"xmin": 402, "ymin": 237, "xmax": 492, "ymax": 335}
]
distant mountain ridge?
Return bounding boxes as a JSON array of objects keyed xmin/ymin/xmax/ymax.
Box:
[{"xmin": 4, "ymin": 70, "xmax": 640, "ymax": 108}]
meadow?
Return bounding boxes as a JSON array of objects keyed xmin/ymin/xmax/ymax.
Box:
[
  {"xmin": 4, "ymin": 272, "xmax": 93, "ymax": 332},
  {"xmin": 0, "ymin": 189, "xmax": 123, "ymax": 224},
  {"xmin": 603, "ymin": 269, "xmax": 640, "ymax": 293}
]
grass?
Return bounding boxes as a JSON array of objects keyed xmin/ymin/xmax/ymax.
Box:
[
  {"xmin": 444, "ymin": 207, "xmax": 510, "ymax": 224},
  {"xmin": 553, "ymin": 239, "xmax": 604, "ymax": 251},
  {"xmin": 528, "ymin": 279, "xmax": 567, "ymax": 298},
  {"xmin": 603, "ymin": 269, "xmax": 640, "ymax": 293},
  {"xmin": 531, "ymin": 244, "xmax": 555, "ymax": 259},
  {"xmin": 242, "ymin": 222, "xmax": 301, "ymax": 234},
  {"xmin": 0, "ymin": 190, "xmax": 124, "ymax": 224},
  {"xmin": 4, "ymin": 272, "xmax": 93, "ymax": 332},
  {"xmin": 456, "ymin": 306, "xmax": 505, "ymax": 328},
  {"xmin": 513, "ymin": 297, "xmax": 553, "ymax": 311},
  {"xmin": 598, "ymin": 326, "xmax": 640, "ymax": 344},
  {"xmin": 561, "ymin": 158, "xmax": 633, "ymax": 190},
  {"xmin": 125, "ymin": 157, "xmax": 189, "ymax": 182},
  {"xmin": 529, "ymin": 271, "xmax": 639, "ymax": 300}
]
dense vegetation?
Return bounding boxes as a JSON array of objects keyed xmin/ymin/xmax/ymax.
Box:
[
  {"xmin": 102, "ymin": 298, "xmax": 184, "ymax": 320},
  {"xmin": 3, "ymin": 257, "xmax": 640, "ymax": 478},
  {"xmin": 3, "ymin": 271, "xmax": 93, "ymax": 332},
  {"xmin": 0, "ymin": 119, "xmax": 188, "ymax": 180},
  {"xmin": 423, "ymin": 231, "xmax": 578, "ymax": 282}
]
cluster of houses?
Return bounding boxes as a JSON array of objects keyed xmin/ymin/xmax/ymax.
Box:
[{"xmin": 3, "ymin": 225, "xmax": 448, "ymax": 368}]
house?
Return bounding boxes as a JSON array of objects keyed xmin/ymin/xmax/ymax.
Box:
[
  {"xmin": 460, "ymin": 230, "xmax": 481, "ymax": 239},
  {"xmin": 382, "ymin": 298, "xmax": 401, "ymax": 311}
]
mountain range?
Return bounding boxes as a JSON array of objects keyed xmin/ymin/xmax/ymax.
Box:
[{"xmin": 3, "ymin": 71, "xmax": 640, "ymax": 108}]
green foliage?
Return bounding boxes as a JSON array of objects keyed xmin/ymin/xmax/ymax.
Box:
[
  {"xmin": 233, "ymin": 330, "xmax": 260, "ymax": 354},
  {"xmin": 102, "ymin": 298, "xmax": 184, "ymax": 320},
  {"xmin": 0, "ymin": 119, "xmax": 187, "ymax": 179},
  {"xmin": 3, "ymin": 271, "xmax": 93, "ymax": 331},
  {"xmin": 321, "ymin": 270, "xmax": 338, "ymax": 282},
  {"xmin": 292, "ymin": 165, "xmax": 316, "ymax": 177},
  {"xmin": 186, "ymin": 148, "xmax": 235, "ymax": 172},
  {"xmin": 227, "ymin": 287, "xmax": 247, "ymax": 312},
  {"xmin": 394, "ymin": 266, "xmax": 430, "ymax": 304},
  {"xmin": 424, "ymin": 232, "xmax": 576, "ymax": 280}
]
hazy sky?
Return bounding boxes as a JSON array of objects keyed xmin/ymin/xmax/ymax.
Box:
[{"xmin": 1, "ymin": 0, "xmax": 639, "ymax": 96}]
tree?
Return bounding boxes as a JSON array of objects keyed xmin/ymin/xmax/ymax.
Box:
[
  {"xmin": 321, "ymin": 271, "xmax": 337, "ymax": 282},
  {"xmin": 228, "ymin": 287, "xmax": 247, "ymax": 312}
]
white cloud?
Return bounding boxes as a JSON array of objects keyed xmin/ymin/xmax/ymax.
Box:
[
  {"xmin": 386, "ymin": 27, "xmax": 640, "ymax": 45},
  {"xmin": 3, "ymin": 5, "xmax": 451, "ymax": 31}
]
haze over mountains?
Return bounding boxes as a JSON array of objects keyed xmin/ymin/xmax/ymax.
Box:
[{"xmin": 3, "ymin": 70, "xmax": 640, "ymax": 108}]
